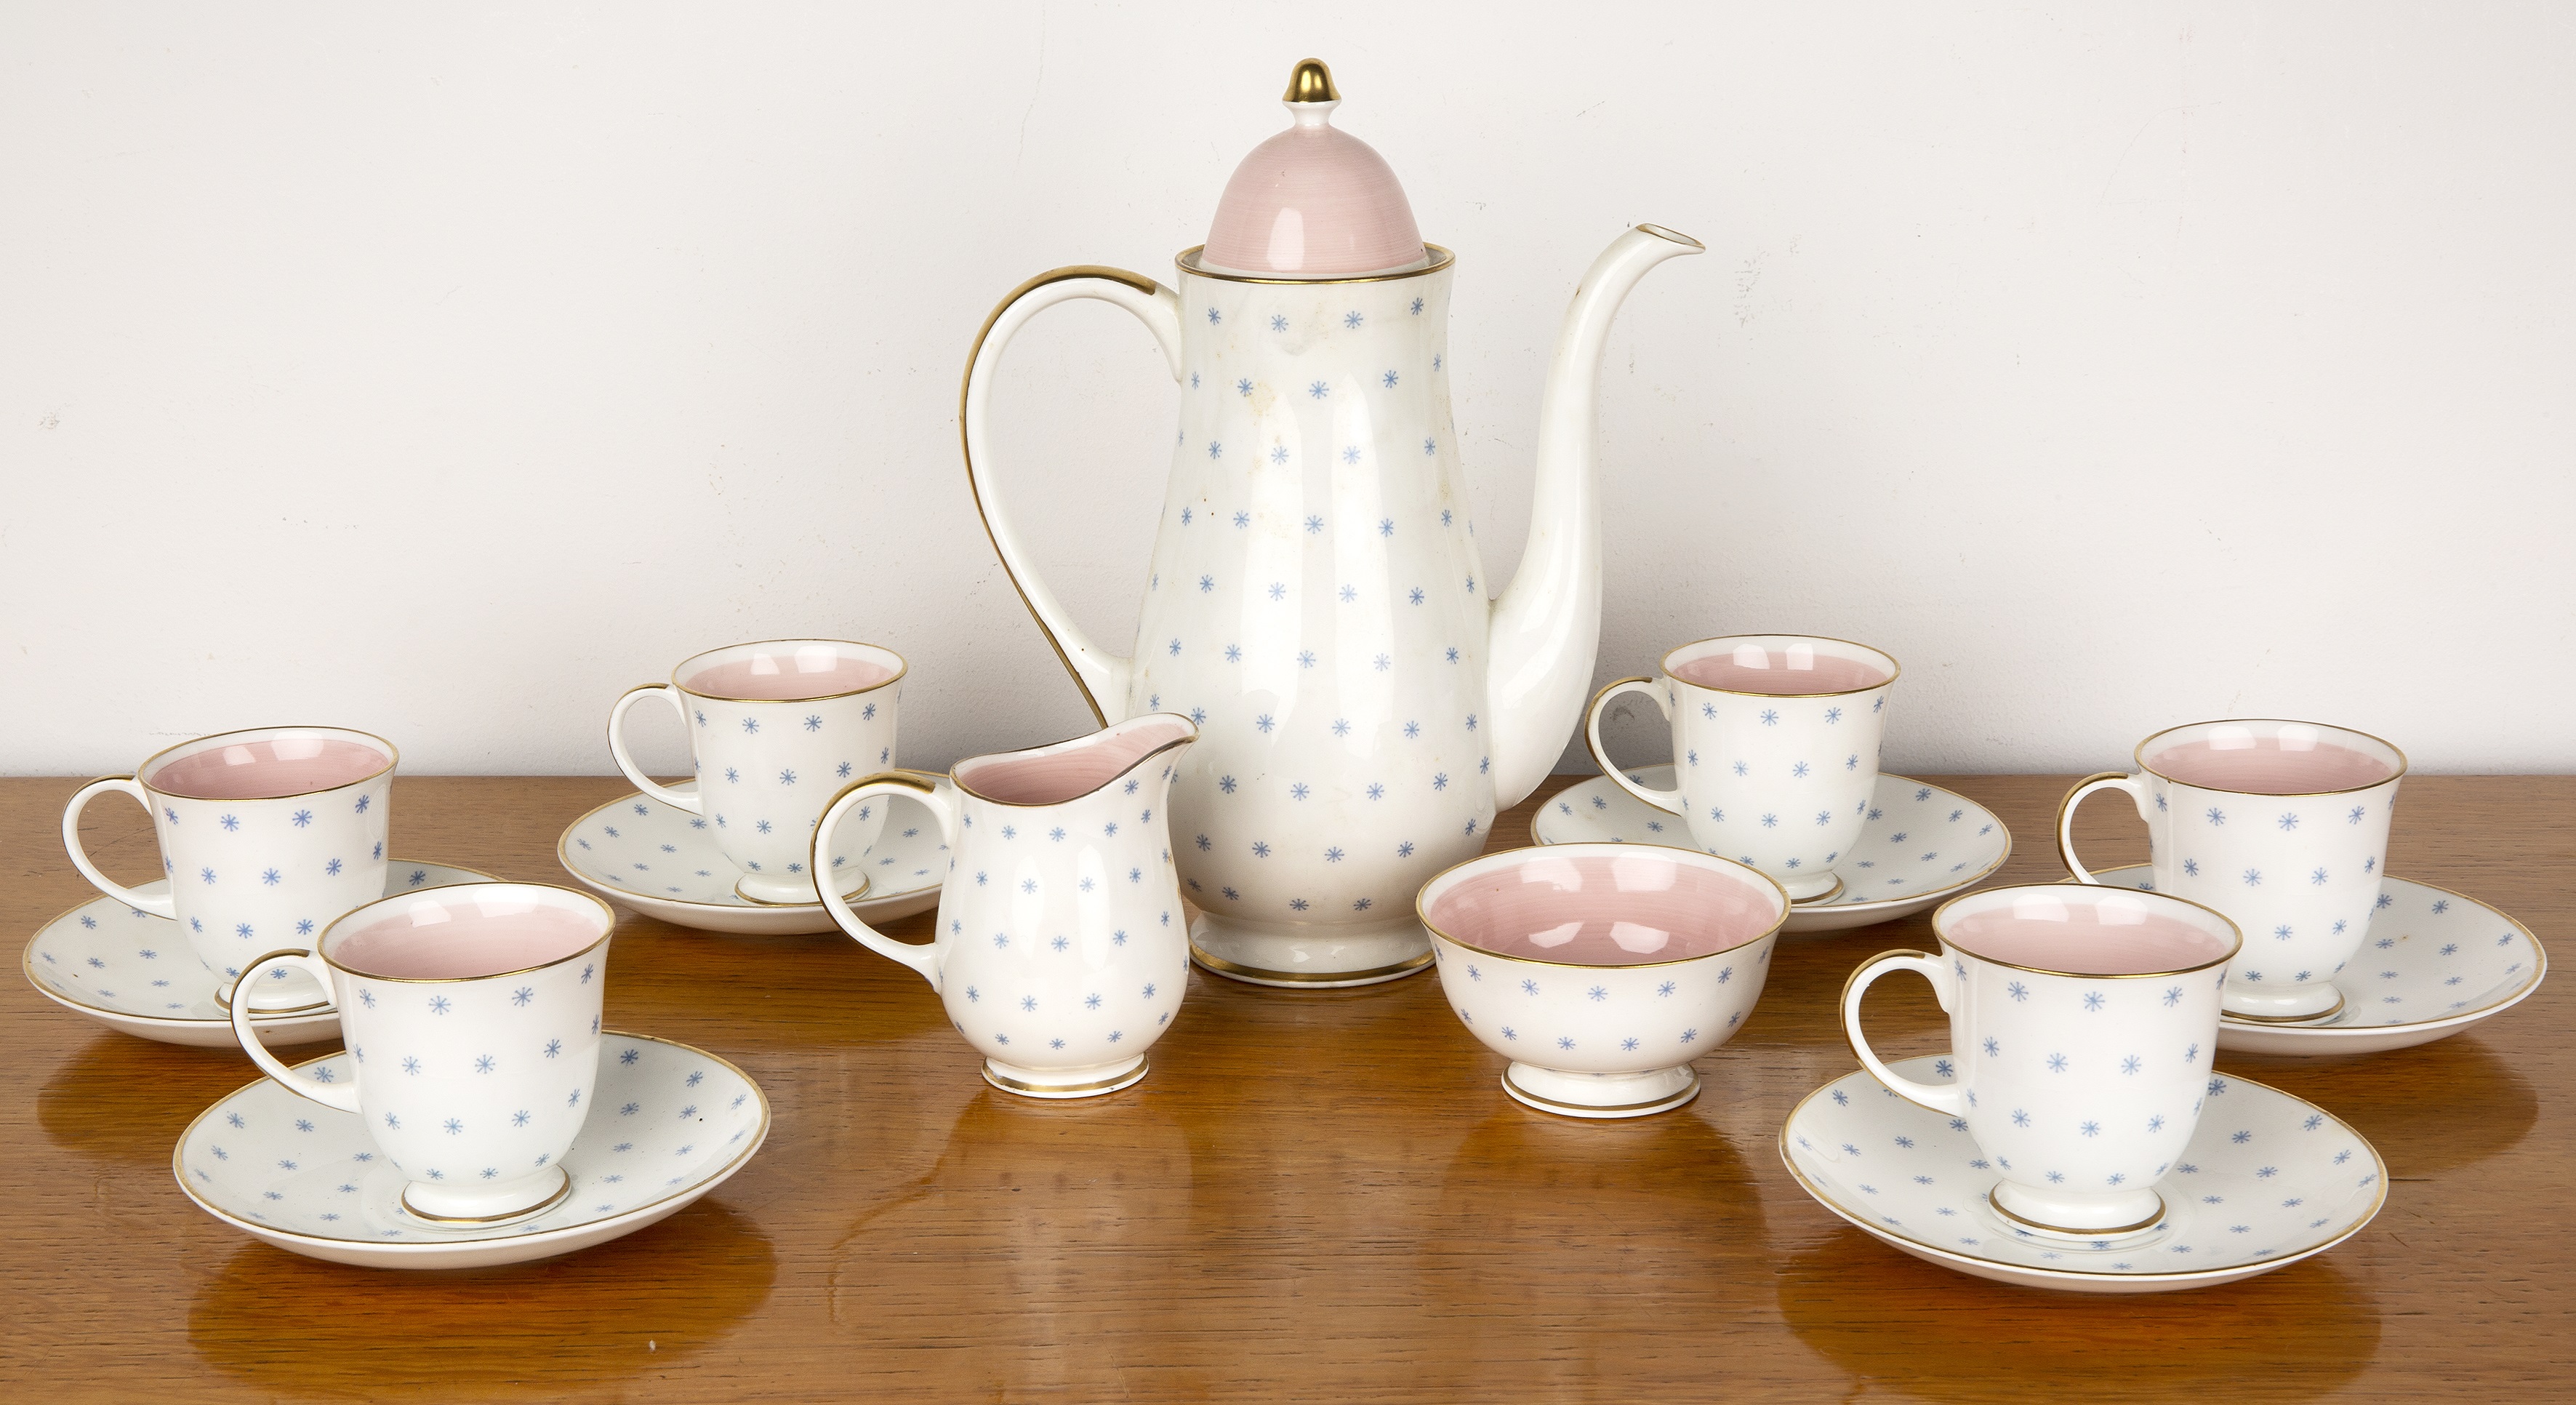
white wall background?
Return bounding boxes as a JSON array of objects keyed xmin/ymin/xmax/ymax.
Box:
[{"xmin": 5, "ymin": 3, "xmax": 2571, "ymax": 780}]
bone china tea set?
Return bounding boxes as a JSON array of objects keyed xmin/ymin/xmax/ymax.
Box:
[{"xmin": 23, "ymin": 62, "xmax": 2545, "ymax": 1291}]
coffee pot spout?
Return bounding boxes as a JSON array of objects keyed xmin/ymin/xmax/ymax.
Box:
[{"xmin": 1485, "ymin": 225, "xmax": 1703, "ymax": 809}]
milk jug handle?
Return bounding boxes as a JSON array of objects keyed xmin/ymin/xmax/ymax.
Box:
[
  {"xmin": 960, "ymin": 266, "xmax": 1184, "ymax": 725},
  {"xmin": 814, "ymin": 774, "xmax": 958, "ymax": 991}
]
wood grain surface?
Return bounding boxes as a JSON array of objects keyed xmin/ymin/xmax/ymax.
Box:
[{"xmin": 4, "ymin": 773, "xmax": 2569, "ymax": 1401}]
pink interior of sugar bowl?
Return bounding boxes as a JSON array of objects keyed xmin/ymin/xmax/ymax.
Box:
[
  {"xmin": 955, "ymin": 715, "xmax": 1196, "ymax": 806},
  {"xmin": 147, "ymin": 732, "xmax": 391, "ymax": 800},
  {"xmin": 1424, "ymin": 849, "xmax": 1786, "ymax": 966}
]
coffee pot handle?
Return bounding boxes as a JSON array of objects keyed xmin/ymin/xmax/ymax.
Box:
[
  {"xmin": 228, "ymin": 948, "xmax": 362, "ymax": 1113},
  {"xmin": 960, "ymin": 266, "xmax": 1187, "ymax": 724},
  {"xmin": 60, "ymin": 775, "xmax": 177, "ymax": 917},
  {"xmin": 1839, "ymin": 950, "xmax": 1965, "ymax": 1116},
  {"xmin": 606, "ymin": 684, "xmax": 704, "ymax": 814},
  {"xmin": 2055, "ymin": 772, "xmax": 2148, "ymax": 886},
  {"xmin": 1581, "ymin": 678, "xmax": 1687, "ymax": 816},
  {"xmin": 814, "ymin": 773, "xmax": 959, "ymax": 990}
]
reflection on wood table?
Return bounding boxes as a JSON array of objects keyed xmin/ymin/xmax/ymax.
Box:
[{"xmin": 5, "ymin": 774, "xmax": 2571, "ymax": 1400}]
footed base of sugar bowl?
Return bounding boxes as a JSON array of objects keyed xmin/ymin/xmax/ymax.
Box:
[
  {"xmin": 1188, "ymin": 912, "xmax": 1435, "ymax": 988},
  {"xmin": 982, "ymin": 1054, "xmax": 1150, "ymax": 1100},
  {"xmin": 1501, "ymin": 1062, "xmax": 1701, "ymax": 1120}
]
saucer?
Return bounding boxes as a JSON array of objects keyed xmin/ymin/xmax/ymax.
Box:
[
  {"xmin": 1780, "ymin": 1056, "xmax": 2385, "ymax": 1293},
  {"xmin": 22, "ymin": 860, "xmax": 492, "ymax": 1049},
  {"xmin": 556, "ymin": 773, "xmax": 950, "ymax": 935},
  {"xmin": 1533, "ymin": 769, "xmax": 2011, "ymax": 933},
  {"xmin": 175, "ymin": 1031, "xmax": 770, "ymax": 1269},
  {"xmin": 2079, "ymin": 865, "xmax": 2548, "ymax": 1056}
]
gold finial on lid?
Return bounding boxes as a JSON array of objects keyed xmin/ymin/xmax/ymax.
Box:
[{"xmin": 1283, "ymin": 57, "xmax": 1339, "ymax": 104}]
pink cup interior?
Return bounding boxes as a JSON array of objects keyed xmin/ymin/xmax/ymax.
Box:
[
  {"xmin": 1666, "ymin": 636, "xmax": 1895, "ymax": 697},
  {"xmin": 148, "ymin": 735, "xmax": 390, "ymax": 800},
  {"xmin": 1425, "ymin": 850, "xmax": 1783, "ymax": 966},
  {"xmin": 2145, "ymin": 725, "xmax": 2398, "ymax": 795},
  {"xmin": 683, "ymin": 644, "xmax": 896, "ymax": 702},
  {"xmin": 1942, "ymin": 890, "xmax": 2235, "ymax": 977},
  {"xmin": 956, "ymin": 716, "xmax": 1194, "ymax": 806},
  {"xmin": 328, "ymin": 888, "xmax": 607, "ymax": 980}
]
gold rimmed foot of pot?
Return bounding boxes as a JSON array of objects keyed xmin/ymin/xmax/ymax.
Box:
[
  {"xmin": 1187, "ymin": 913, "xmax": 1437, "ymax": 988},
  {"xmin": 982, "ymin": 1054, "xmax": 1149, "ymax": 1100}
]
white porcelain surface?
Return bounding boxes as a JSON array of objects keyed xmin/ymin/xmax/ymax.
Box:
[
  {"xmin": 2061, "ymin": 719, "xmax": 2404, "ymax": 1021},
  {"xmin": 22, "ymin": 860, "xmax": 489, "ymax": 1048},
  {"xmin": 816, "ymin": 716, "xmax": 1197, "ymax": 1097},
  {"xmin": 1421, "ymin": 844, "xmax": 1783, "ymax": 1118},
  {"xmin": 607, "ymin": 640, "xmax": 902, "ymax": 904},
  {"xmin": 1781, "ymin": 1056, "xmax": 2386, "ymax": 1293},
  {"xmin": 230, "ymin": 883, "xmax": 612, "ymax": 1222},
  {"xmin": 2083, "ymin": 865, "xmax": 2548, "ymax": 1056},
  {"xmin": 1842, "ymin": 885, "xmax": 2239, "ymax": 1237},
  {"xmin": 1533, "ymin": 767, "xmax": 2011, "ymax": 933},
  {"xmin": 176, "ymin": 1033, "xmax": 768, "ymax": 1269},
  {"xmin": 556, "ymin": 778, "xmax": 950, "ymax": 935},
  {"xmin": 61, "ymin": 726, "xmax": 396, "ymax": 1009},
  {"xmin": 1585, "ymin": 636, "xmax": 1896, "ymax": 900},
  {"xmin": 963, "ymin": 225, "xmax": 1701, "ymax": 983}
]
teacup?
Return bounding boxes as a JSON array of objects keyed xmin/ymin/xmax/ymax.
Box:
[
  {"xmin": 1842, "ymin": 883, "xmax": 2241, "ymax": 1238},
  {"xmin": 2058, "ymin": 718, "xmax": 2405, "ymax": 1021},
  {"xmin": 228, "ymin": 881, "xmax": 614, "ymax": 1224},
  {"xmin": 608, "ymin": 639, "xmax": 904, "ymax": 904},
  {"xmin": 814, "ymin": 714, "xmax": 1197, "ymax": 1099},
  {"xmin": 1584, "ymin": 634, "xmax": 1898, "ymax": 900},
  {"xmin": 1419, "ymin": 842, "xmax": 1788, "ymax": 1118},
  {"xmin": 62, "ymin": 725, "xmax": 396, "ymax": 1011}
]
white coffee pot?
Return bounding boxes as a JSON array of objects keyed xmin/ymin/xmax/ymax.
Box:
[{"xmin": 963, "ymin": 59, "xmax": 1701, "ymax": 987}]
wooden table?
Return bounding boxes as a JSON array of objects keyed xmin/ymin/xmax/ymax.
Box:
[{"xmin": 5, "ymin": 774, "xmax": 2569, "ymax": 1401}]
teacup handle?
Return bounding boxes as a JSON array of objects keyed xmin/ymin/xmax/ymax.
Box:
[
  {"xmin": 228, "ymin": 948, "xmax": 360, "ymax": 1113},
  {"xmin": 2055, "ymin": 771, "xmax": 2148, "ymax": 886},
  {"xmin": 1840, "ymin": 949, "xmax": 1965, "ymax": 1116},
  {"xmin": 606, "ymin": 683, "xmax": 702, "ymax": 814},
  {"xmin": 1581, "ymin": 677, "xmax": 1686, "ymax": 816},
  {"xmin": 61, "ymin": 775, "xmax": 175, "ymax": 918},
  {"xmin": 814, "ymin": 773, "xmax": 958, "ymax": 991}
]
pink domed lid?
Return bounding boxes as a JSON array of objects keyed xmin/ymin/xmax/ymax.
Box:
[{"xmin": 1200, "ymin": 60, "xmax": 1429, "ymax": 279}]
